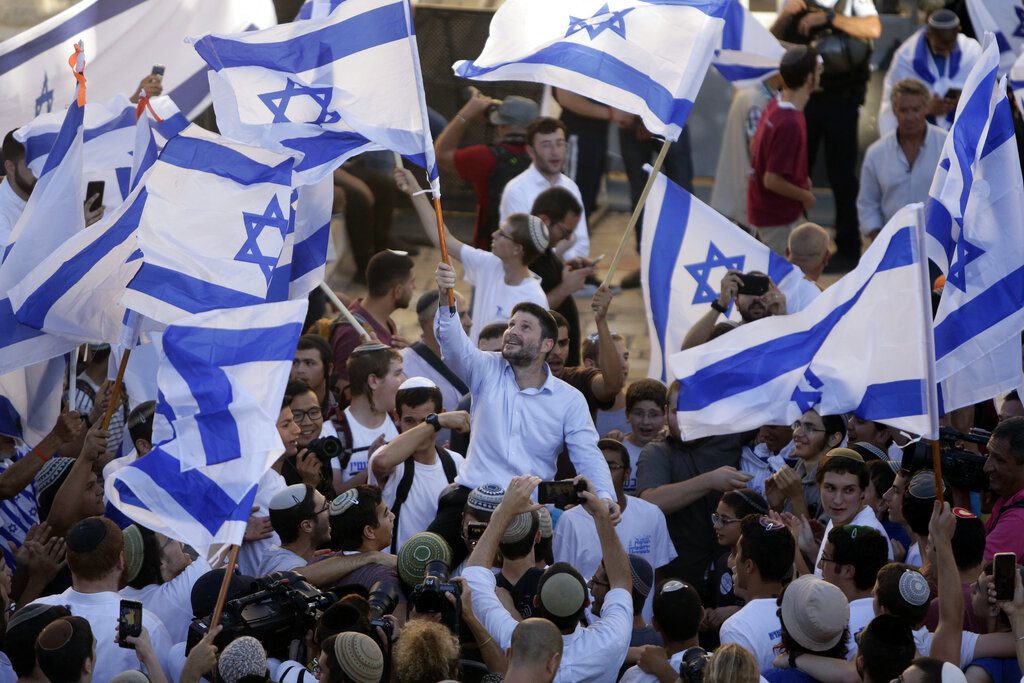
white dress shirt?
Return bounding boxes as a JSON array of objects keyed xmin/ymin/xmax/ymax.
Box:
[
  {"xmin": 32, "ymin": 588, "xmax": 174, "ymax": 681},
  {"xmin": 120, "ymin": 557, "xmax": 211, "ymax": 644},
  {"xmin": 0, "ymin": 179, "xmax": 26, "ymax": 253},
  {"xmin": 464, "ymin": 565, "xmax": 632, "ymax": 683},
  {"xmin": 857, "ymin": 125, "xmax": 946, "ymax": 235},
  {"xmin": 434, "ymin": 305, "xmax": 615, "ymax": 501},
  {"xmin": 499, "ymin": 164, "xmax": 590, "ymax": 260}
]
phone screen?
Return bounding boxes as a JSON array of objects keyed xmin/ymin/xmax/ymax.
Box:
[
  {"xmin": 466, "ymin": 522, "xmax": 487, "ymax": 542},
  {"xmin": 118, "ymin": 599, "xmax": 143, "ymax": 649},
  {"xmin": 737, "ymin": 273, "xmax": 770, "ymax": 296},
  {"xmin": 151, "ymin": 64, "xmax": 165, "ymax": 77},
  {"xmin": 537, "ymin": 481, "xmax": 580, "ymax": 508},
  {"xmin": 994, "ymin": 552, "xmax": 1017, "ymax": 601},
  {"xmin": 85, "ymin": 180, "xmax": 105, "ymax": 212}
]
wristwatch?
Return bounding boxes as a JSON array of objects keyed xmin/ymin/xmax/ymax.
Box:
[
  {"xmin": 425, "ymin": 413, "xmax": 442, "ymax": 432},
  {"xmin": 710, "ymin": 300, "xmax": 728, "ymax": 314},
  {"xmin": 789, "ymin": 652, "xmax": 802, "ymax": 670}
]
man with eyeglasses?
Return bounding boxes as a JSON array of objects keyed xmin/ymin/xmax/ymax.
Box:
[
  {"xmin": 259, "ymin": 484, "xmax": 332, "ymax": 575},
  {"xmin": 553, "ymin": 439, "xmax": 675, "ymax": 622}
]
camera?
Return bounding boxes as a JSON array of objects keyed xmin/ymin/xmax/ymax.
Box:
[
  {"xmin": 307, "ymin": 435, "xmax": 344, "ymax": 463},
  {"xmin": 678, "ymin": 646, "xmax": 712, "ymax": 683},
  {"xmin": 901, "ymin": 426, "xmax": 990, "ymax": 491},
  {"xmin": 367, "ymin": 580, "xmax": 401, "ymax": 638},
  {"xmin": 187, "ymin": 572, "xmax": 337, "ymax": 660},
  {"xmin": 410, "ymin": 559, "xmax": 461, "ymax": 614}
]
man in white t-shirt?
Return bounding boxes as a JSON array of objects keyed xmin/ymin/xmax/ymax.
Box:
[
  {"xmin": 369, "ymin": 377, "xmax": 466, "ymax": 552},
  {"xmin": 811, "ymin": 449, "xmax": 892, "ymax": 574},
  {"xmin": 554, "ymin": 439, "xmax": 675, "ymax": 621},
  {"xmin": 394, "ymin": 166, "xmax": 549, "ymax": 344},
  {"xmin": 619, "ymin": 579, "xmax": 704, "ymax": 683},
  {"xmin": 500, "ymin": 117, "xmax": 590, "ymax": 262},
  {"xmin": 816, "ymin": 524, "xmax": 890, "ymax": 659},
  {"xmin": 334, "ymin": 343, "xmax": 403, "ymax": 492},
  {"xmin": 720, "ymin": 515, "xmax": 794, "ymax": 672}
]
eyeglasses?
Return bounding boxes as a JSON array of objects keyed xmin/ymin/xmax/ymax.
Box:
[
  {"xmin": 494, "ymin": 229, "xmax": 515, "ymax": 243},
  {"xmin": 711, "ymin": 513, "xmax": 741, "ymax": 527},
  {"xmin": 587, "ymin": 576, "xmax": 610, "ymax": 589},
  {"xmin": 292, "ymin": 407, "xmax": 323, "ymax": 423},
  {"xmin": 817, "ymin": 555, "xmax": 837, "ymax": 569},
  {"xmin": 792, "ymin": 420, "xmax": 826, "ymax": 434},
  {"xmin": 309, "ymin": 500, "xmax": 330, "ymax": 519}
]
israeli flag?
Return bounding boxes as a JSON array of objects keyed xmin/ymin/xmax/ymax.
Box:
[
  {"xmin": 193, "ymin": 0, "xmax": 439, "ymax": 191},
  {"xmin": 296, "ymin": 0, "xmax": 346, "ymax": 20},
  {"xmin": 454, "ymin": 0, "xmax": 776, "ymax": 141},
  {"xmin": 669, "ymin": 204, "xmax": 939, "ymax": 441},
  {"xmin": 121, "ymin": 125, "xmax": 297, "ymax": 325},
  {"xmin": 266, "ymin": 178, "xmax": 336, "ymax": 301},
  {"xmin": 105, "ymin": 300, "xmax": 306, "ymax": 560},
  {"xmin": 925, "ymin": 34, "xmax": 1024, "ymax": 412},
  {"xmin": 0, "ymin": 46, "xmax": 86, "ymax": 375},
  {"xmin": 642, "ymin": 173, "xmax": 820, "ymax": 382},
  {"xmin": 965, "ymin": 0, "xmax": 1024, "ymax": 74},
  {"xmin": 704, "ymin": 1, "xmax": 785, "ymax": 86}
]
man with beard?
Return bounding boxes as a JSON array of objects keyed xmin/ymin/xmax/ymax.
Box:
[
  {"xmin": 426, "ymin": 261, "xmax": 618, "ymax": 559},
  {"xmin": 682, "ymin": 269, "xmax": 788, "ymax": 349}
]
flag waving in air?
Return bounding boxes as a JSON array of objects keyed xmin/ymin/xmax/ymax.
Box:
[
  {"xmin": 193, "ymin": 0, "xmax": 439, "ymax": 190},
  {"xmin": 106, "ymin": 300, "xmax": 306, "ymax": 561},
  {"xmin": 925, "ymin": 33, "xmax": 1024, "ymax": 411},
  {"xmin": 668, "ymin": 204, "xmax": 938, "ymax": 441}
]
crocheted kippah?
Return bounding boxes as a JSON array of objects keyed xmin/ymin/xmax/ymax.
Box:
[
  {"xmin": 121, "ymin": 525, "xmax": 145, "ymax": 583},
  {"xmin": 526, "ymin": 215, "xmax": 550, "ymax": 253},
  {"xmin": 329, "ymin": 489, "xmax": 360, "ymax": 517},
  {"xmin": 65, "ymin": 517, "xmax": 109, "ymax": 553},
  {"xmin": 33, "ymin": 457, "xmax": 74, "ymax": 497},
  {"xmin": 218, "ymin": 636, "xmax": 269, "ymax": 683},
  {"xmin": 538, "ymin": 570, "xmax": 586, "ymax": 617},
  {"xmin": 628, "ymin": 554, "xmax": 654, "ymax": 598},
  {"xmin": 536, "ymin": 506, "xmax": 553, "ymax": 538},
  {"xmin": 899, "ymin": 569, "xmax": 930, "ymax": 606},
  {"xmin": 398, "ymin": 532, "xmax": 453, "ymax": 586},
  {"xmin": 501, "ymin": 510, "xmax": 535, "ymax": 544},
  {"xmin": 334, "ymin": 632, "xmax": 384, "ymax": 683},
  {"xmin": 467, "ymin": 484, "xmax": 505, "ymax": 513}
]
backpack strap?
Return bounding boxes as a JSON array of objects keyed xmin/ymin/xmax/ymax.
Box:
[
  {"xmin": 389, "ymin": 445, "xmax": 458, "ymax": 553},
  {"xmin": 410, "ymin": 342, "xmax": 469, "ymax": 396}
]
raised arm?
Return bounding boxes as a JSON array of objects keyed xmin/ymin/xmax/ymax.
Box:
[
  {"xmin": 587, "ymin": 286, "xmax": 624, "ymax": 401},
  {"xmin": 639, "ymin": 465, "xmax": 752, "ymax": 516},
  {"xmin": 682, "ymin": 271, "xmax": 741, "ymax": 350},
  {"xmin": 435, "ymin": 90, "xmax": 494, "ymax": 173},
  {"xmin": 0, "ymin": 411, "xmax": 80, "ymax": 500},
  {"xmin": 433, "ymin": 262, "xmax": 493, "ymax": 384},
  {"xmin": 928, "ymin": 501, "xmax": 963, "ymax": 665},
  {"xmin": 579, "ymin": 477, "xmax": 630, "ymax": 591},
  {"xmin": 393, "ymin": 167, "xmax": 464, "ymax": 260},
  {"xmin": 296, "ymin": 550, "xmax": 396, "ymax": 587},
  {"xmin": 370, "ymin": 411, "xmax": 470, "ymax": 482}
]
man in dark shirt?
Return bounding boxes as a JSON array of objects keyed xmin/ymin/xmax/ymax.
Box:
[{"xmin": 636, "ymin": 382, "xmax": 754, "ymax": 593}]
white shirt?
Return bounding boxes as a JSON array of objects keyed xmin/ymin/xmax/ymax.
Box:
[
  {"xmin": 906, "ymin": 542, "xmax": 922, "ymax": 568},
  {"xmin": 120, "ymin": 557, "xmax": 211, "ymax": 644},
  {"xmin": 619, "ymin": 648, "xmax": 688, "ymax": 683},
  {"xmin": 845, "ymin": 596, "xmax": 876, "ymax": 659},
  {"xmin": 720, "ymin": 598, "xmax": 782, "ymax": 673},
  {"xmin": 258, "ymin": 545, "xmax": 307, "ymax": 576},
  {"xmin": 460, "ymin": 245, "xmax": 548, "ymax": 344},
  {"xmin": 464, "ymin": 565, "xmax": 632, "ymax": 682},
  {"xmin": 238, "ymin": 467, "xmax": 287, "ymax": 577},
  {"xmin": 552, "ymin": 495, "xmax": 676, "ymax": 622},
  {"xmin": 623, "ymin": 438, "xmax": 644, "ymax": 494},
  {"xmin": 499, "ymin": 164, "xmax": 590, "ymax": 261},
  {"xmin": 913, "ymin": 625, "xmax": 979, "ymax": 669},
  {"xmin": 434, "ymin": 305, "xmax": 615, "ymax": 501},
  {"xmin": 0, "ymin": 179, "xmax": 26, "ymax": 253},
  {"xmin": 785, "ymin": 276, "xmax": 823, "ymax": 314},
  {"xmin": 879, "ymin": 30, "xmax": 984, "ymax": 136},
  {"xmin": 815, "ymin": 505, "xmax": 893, "ymax": 576},
  {"xmin": 857, "ymin": 125, "xmax": 947, "ymax": 235},
  {"xmin": 31, "ymin": 588, "xmax": 174, "ymax": 682},
  {"xmin": 368, "ymin": 448, "xmax": 465, "ymax": 552},
  {"xmin": 400, "ymin": 341, "xmax": 465, "ymax": 445},
  {"xmin": 339, "ymin": 407, "xmax": 398, "ymax": 483}
]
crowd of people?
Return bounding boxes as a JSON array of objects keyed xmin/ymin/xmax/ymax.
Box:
[{"xmin": 2, "ymin": 0, "xmax": 1024, "ymax": 682}]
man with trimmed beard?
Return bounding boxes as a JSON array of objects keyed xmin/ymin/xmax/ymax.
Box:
[
  {"xmin": 0, "ymin": 132, "xmax": 35, "ymax": 250},
  {"xmin": 682, "ymin": 269, "xmax": 788, "ymax": 349}
]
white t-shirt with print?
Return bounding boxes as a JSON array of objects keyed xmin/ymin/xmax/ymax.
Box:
[
  {"xmin": 461, "ymin": 245, "xmax": 548, "ymax": 344},
  {"xmin": 339, "ymin": 407, "xmax": 398, "ymax": 483},
  {"xmin": 720, "ymin": 597, "xmax": 783, "ymax": 672},
  {"xmin": 368, "ymin": 448, "xmax": 465, "ymax": 552},
  {"xmin": 846, "ymin": 596, "xmax": 876, "ymax": 660}
]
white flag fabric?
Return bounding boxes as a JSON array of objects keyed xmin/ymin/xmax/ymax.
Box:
[
  {"xmin": 193, "ymin": 0, "xmax": 439, "ymax": 190},
  {"xmin": 924, "ymin": 34, "xmax": 1024, "ymax": 412},
  {"xmin": 453, "ymin": 0, "xmax": 726, "ymax": 141},
  {"xmin": 0, "ymin": 0, "xmax": 275, "ymax": 136},
  {"xmin": 1012, "ymin": 50, "xmax": 1024, "ymax": 113},
  {"xmin": 706, "ymin": 1, "xmax": 785, "ymax": 87},
  {"xmin": 668, "ymin": 204, "xmax": 939, "ymax": 441},
  {"xmin": 641, "ymin": 173, "xmax": 820, "ymax": 382},
  {"xmin": 0, "ymin": 46, "xmax": 86, "ymax": 375},
  {"xmin": 105, "ymin": 300, "xmax": 306, "ymax": 560},
  {"xmin": 965, "ymin": 0, "xmax": 1024, "ymax": 74},
  {"xmin": 266, "ymin": 177, "xmax": 336, "ymax": 302},
  {"xmin": 0, "ymin": 360, "xmax": 64, "ymax": 445}
]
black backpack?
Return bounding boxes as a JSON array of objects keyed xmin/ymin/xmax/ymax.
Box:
[
  {"xmin": 389, "ymin": 447, "xmax": 458, "ymax": 553},
  {"xmin": 481, "ymin": 144, "xmax": 531, "ymax": 248}
]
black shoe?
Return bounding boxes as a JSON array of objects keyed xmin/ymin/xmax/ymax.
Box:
[
  {"xmin": 620, "ymin": 269, "xmax": 641, "ymax": 289},
  {"xmin": 823, "ymin": 253, "xmax": 859, "ymax": 274}
]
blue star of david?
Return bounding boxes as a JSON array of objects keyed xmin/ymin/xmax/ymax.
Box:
[
  {"xmin": 1014, "ymin": 6, "xmax": 1024, "ymax": 39},
  {"xmin": 258, "ymin": 78, "xmax": 341, "ymax": 125},
  {"xmin": 684, "ymin": 242, "xmax": 745, "ymax": 305},
  {"xmin": 945, "ymin": 233, "xmax": 985, "ymax": 293},
  {"xmin": 566, "ymin": 4, "xmax": 635, "ymax": 40},
  {"xmin": 790, "ymin": 368, "xmax": 824, "ymax": 413},
  {"xmin": 35, "ymin": 72, "xmax": 53, "ymax": 116},
  {"xmin": 235, "ymin": 195, "xmax": 290, "ymax": 284}
]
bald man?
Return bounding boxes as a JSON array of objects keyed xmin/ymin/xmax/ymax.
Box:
[
  {"xmin": 505, "ymin": 618, "xmax": 564, "ymax": 683},
  {"xmin": 786, "ymin": 222, "xmax": 831, "ymax": 283}
]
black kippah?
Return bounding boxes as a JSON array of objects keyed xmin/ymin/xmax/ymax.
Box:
[{"xmin": 66, "ymin": 517, "xmax": 108, "ymax": 553}]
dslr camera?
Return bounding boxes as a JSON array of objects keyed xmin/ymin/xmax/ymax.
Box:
[
  {"xmin": 367, "ymin": 580, "xmax": 401, "ymax": 638},
  {"xmin": 306, "ymin": 435, "xmax": 344, "ymax": 463},
  {"xmin": 410, "ymin": 559, "xmax": 461, "ymax": 614}
]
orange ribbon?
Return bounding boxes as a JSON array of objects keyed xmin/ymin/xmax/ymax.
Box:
[{"xmin": 68, "ymin": 42, "xmax": 86, "ymax": 106}]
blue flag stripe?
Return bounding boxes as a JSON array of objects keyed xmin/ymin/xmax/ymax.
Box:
[
  {"xmin": 855, "ymin": 379, "xmax": 927, "ymax": 420},
  {"xmin": 23, "ymin": 106, "xmax": 136, "ymax": 168},
  {"xmin": 127, "ymin": 263, "xmax": 267, "ymax": 314},
  {"xmin": 456, "ymin": 42, "xmax": 695, "ymax": 131},
  {"xmin": 981, "ymin": 97, "xmax": 1016, "ymax": 160},
  {"xmin": 283, "ymin": 130, "xmax": 373, "ymax": 173},
  {"xmin": 676, "ymin": 226, "xmax": 916, "ymax": 410},
  {"xmin": 292, "ymin": 220, "xmax": 331, "ymax": 279},
  {"xmin": 0, "ymin": 298, "xmax": 45, "ymax": 347},
  {"xmin": 713, "ymin": 63, "xmax": 776, "ymax": 82},
  {"xmin": 158, "ymin": 136, "xmax": 293, "ymax": 187},
  {"xmin": 39, "ymin": 99, "xmax": 83, "ymax": 177},
  {"xmin": 933, "ymin": 263, "xmax": 1024, "ymax": 360},
  {"xmin": 194, "ymin": 2, "xmax": 406, "ymax": 73},
  {"xmin": 648, "ymin": 183, "xmax": 690, "ymax": 381},
  {"xmin": 15, "ymin": 188, "xmax": 148, "ymax": 328}
]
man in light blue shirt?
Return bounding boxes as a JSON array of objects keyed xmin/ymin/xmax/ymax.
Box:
[{"xmin": 430, "ymin": 261, "xmax": 618, "ymax": 541}]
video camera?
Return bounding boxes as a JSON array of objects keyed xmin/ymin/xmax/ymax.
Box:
[
  {"xmin": 187, "ymin": 572, "xmax": 337, "ymax": 660},
  {"xmin": 902, "ymin": 426, "xmax": 990, "ymax": 492}
]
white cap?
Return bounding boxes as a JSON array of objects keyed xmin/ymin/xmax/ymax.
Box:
[
  {"xmin": 269, "ymin": 484, "xmax": 309, "ymax": 511},
  {"xmin": 398, "ymin": 376, "xmax": 438, "ymax": 391}
]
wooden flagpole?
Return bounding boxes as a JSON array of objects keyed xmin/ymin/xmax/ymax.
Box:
[{"xmin": 318, "ymin": 282, "xmax": 372, "ymax": 343}]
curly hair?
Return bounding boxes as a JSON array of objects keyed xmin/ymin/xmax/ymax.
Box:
[{"xmin": 392, "ymin": 620, "xmax": 461, "ymax": 683}]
